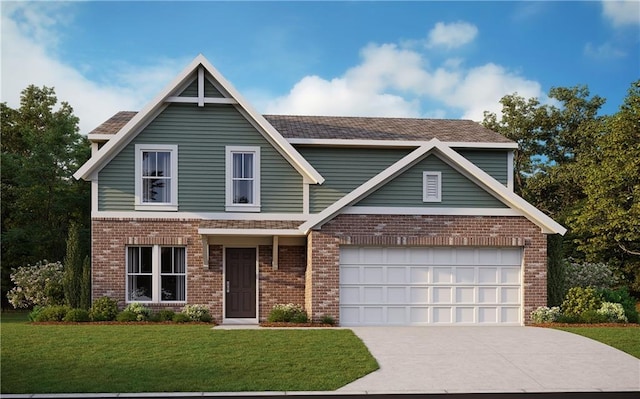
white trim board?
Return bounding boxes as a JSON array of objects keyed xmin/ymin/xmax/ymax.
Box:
[
  {"xmin": 287, "ymin": 138, "xmax": 518, "ymax": 149},
  {"xmin": 92, "ymin": 211, "xmax": 309, "ymax": 221},
  {"xmin": 342, "ymin": 207, "xmax": 521, "ymax": 216},
  {"xmin": 198, "ymin": 228, "xmax": 304, "ymax": 237}
]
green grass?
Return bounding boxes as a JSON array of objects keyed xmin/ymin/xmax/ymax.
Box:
[
  {"xmin": 554, "ymin": 326, "xmax": 640, "ymax": 358},
  {"xmin": 0, "ymin": 314, "xmax": 378, "ymax": 393}
]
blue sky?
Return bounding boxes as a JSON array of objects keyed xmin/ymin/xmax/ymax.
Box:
[{"xmin": 1, "ymin": 1, "xmax": 639, "ymax": 134}]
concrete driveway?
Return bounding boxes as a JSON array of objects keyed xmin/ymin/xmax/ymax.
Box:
[{"xmin": 339, "ymin": 326, "xmax": 640, "ymax": 393}]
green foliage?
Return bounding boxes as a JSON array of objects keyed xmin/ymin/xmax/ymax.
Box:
[
  {"xmin": 27, "ymin": 306, "xmax": 44, "ymax": 322},
  {"xmin": 7, "ymin": 261, "xmax": 65, "ymax": 308},
  {"xmin": 562, "ymin": 287, "xmax": 603, "ymax": 317},
  {"xmin": 181, "ymin": 304, "xmax": 212, "ymax": 322},
  {"xmin": 116, "ymin": 311, "xmax": 138, "ymax": 322},
  {"xmin": 547, "ymin": 235, "xmax": 566, "ymax": 306},
  {"xmin": 267, "ymin": 303, "xmax": 308, "ymax": 323},
  {"xmin": 600, "ymin": 287, "xmax": 639, "ymax": 323},
  {"xmin": 1, "ymin": 86, "xmax": 91, "ymax": 306},
  {"xmin": 579, "ymin": 309, "xmax": 609, "ymax": 324},
  {"xmin": 63, "ymin": 309, "xmax": 90, "ymax": 322},
  {"xmin": 172, "ymin": 313, "xmax": 191, "ymax": 323},
  {"xmin": 530, "ymin": 306, "xmax": 562, "ymax": 324},
  {"xmin": 569, "ymin": 80, "xmax": 640, "ymax": 292},
  {"xmin": 34, "ymin": 305, "xmax": 71, "ymax": 322},
  {"xmin": 565, "ymin": 260, "xmax": 620, "ymax": 290},
  {"xmin": 89, "ymin": 297, "xmax": 119, "ymax": 322},
  {"xmin": 80, "ymin": 256, "xmax": 91, "ymax": 310},
  {"xmin": 320, "ymin": 315, "xmax": 336, "ymax": 325},
  {"xmin": 63, "ymin": 223, "xmax": 83, "ymax": 309},
  {"xmin": 596, "ymin": 302, "xmax": 628, "ymax": 323},
  {"xmin": 123, "ymin": 303, "xmax": 151, "ymax": 321},
  {"xmin": 155, "ymin": 309, "xmax": 175, "ymax": 322}
]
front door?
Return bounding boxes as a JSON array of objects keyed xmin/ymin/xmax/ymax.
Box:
[{"xmin": 225, "ymin": 248, "xmax": 257, "ymax": 318}]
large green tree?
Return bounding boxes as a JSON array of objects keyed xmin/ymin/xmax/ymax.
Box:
[
  {"xmin": 570, "ymin": 81, "xmax": 640, "ymax": 291},
  {"xmin": 1, "ymin": 86, "xmax": 91, "ymax": 306}
]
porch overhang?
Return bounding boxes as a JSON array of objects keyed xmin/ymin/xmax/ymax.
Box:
[{"xmin": 198, "ymin": 220, "xmax": 306, "ymax": 237}]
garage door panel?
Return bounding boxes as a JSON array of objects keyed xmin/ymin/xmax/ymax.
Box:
[{"xmin": 340, "ymin": 247, "xmax": 522, "ymax": 326}]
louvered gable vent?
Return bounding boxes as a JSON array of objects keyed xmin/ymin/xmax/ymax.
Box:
[{"xmin": 423, "ymin": 171, "xmax": 442, "ymax": 202}]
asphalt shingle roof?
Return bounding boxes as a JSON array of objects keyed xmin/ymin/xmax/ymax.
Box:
[{"xmin": 89, "ymin": 111, "xmax": 512, "ymax": 144}]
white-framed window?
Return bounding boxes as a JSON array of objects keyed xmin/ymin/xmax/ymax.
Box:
[
  {"xmin": 423, "ymin": 171, "xmax": 442, "ymax": 202},
  {"xmin": 126, "ymin": 246, "xmax": 186, "ymax": 303},
  {"xmin": 134, "ymin": 144, "xmax": 178, "ymax": 211},
  {"xmin": 225, "ymin": 146, "xmax": 260, "ymax": 212}
]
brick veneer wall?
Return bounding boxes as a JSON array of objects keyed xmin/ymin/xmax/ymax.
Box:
[
  {"xmin": 306, "ymin": 214, "xmax": 548, "ymax": 325},
  {"xmin": 258, "ymin": 245, "xmax": 306, "ymax": 321},
  {"xmin": 92, "ymin": 217, "xmax": 306, "ymax": 323}
]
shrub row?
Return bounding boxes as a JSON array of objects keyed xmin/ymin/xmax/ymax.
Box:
[
  {"xmin": 532, "ymin": 286, "xmax": 639, "ymax": 324},
  {"xmin": 29, "ymin": 297, "xmax": 213, "ymax": 323},
  {"xmin": 266, "ymin": 303, "xmax": 336, "ymax": 325}
]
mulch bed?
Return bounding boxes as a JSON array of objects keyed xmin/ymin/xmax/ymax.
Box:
[
  {"xmin": 535, "ymin": 323, "xmax": 639, "ymax": 328},
  {"xmin": 29, "ymin": 321, "xmax": 215, "ymax": 325},
  {"xmin": 259, "ymin": 322, "xmax": 335, "ymax": 328}
]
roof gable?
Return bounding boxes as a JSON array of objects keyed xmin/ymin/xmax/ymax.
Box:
[
  {"xmin": 299, "ymin": 139, "xmax": 566, "ymax": 235},
  {"xmin": 74, "ymin": 55, "xmax": 324, "ymax": 184}
]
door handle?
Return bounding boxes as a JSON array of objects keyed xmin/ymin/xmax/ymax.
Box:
[{"xmin": 226, "ymin": 281, "xmax": 230, "ymax": 293}]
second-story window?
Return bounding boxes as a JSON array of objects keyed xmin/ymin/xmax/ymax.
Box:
[
  {"xmin": 135, "ymin": 144, "xmax": 178, "ymax": 211},
  {"xmin": 226, "ymin": 146, "xmax": 260, "ymax": 212}
]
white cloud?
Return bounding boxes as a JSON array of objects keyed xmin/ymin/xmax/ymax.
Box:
[
  {"xmin": 426, "ymin": 21, "xmax": 478, "ymax": 49},
  {"xmin": 602, "ymin": 1, "xmax": 640, "ymax": 27},
  {"xmin": 266, "ymin": 36, "xmax": 543, "ymax": 122},
  {"xmin": 0, "ymin": 3, "xmax": 184, "ymax": 134},
  {"xmin": 584, "ymin": 42, "xmax": 626, "ymax": 59}
]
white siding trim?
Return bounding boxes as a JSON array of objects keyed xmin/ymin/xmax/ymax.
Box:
[
  {"xmin": 342, "ymin": 206, "xmax": 520, "ymax": 216},
  {"xmin": 198, "ymin": 228, "xmax": 304, "ymax": 236},
  {"xmin": 197, "ymin": 66, "xmax": 204, "ymax": 107},
  {"xmin": 91, "ymin": 211, "xmax": 308, "ymax": 220},
  {"xmin": 287, "ymin": 138, "xmax": 518, "ymax": 149},
  {"xmin": 165, "ymin": 96, "xmax": 238, "ymax": 104},
  {"xmin": 91, "ymin": 179, "xmax": 99, "ymax": 212},
  {"xmin": 302, "ymin": 182, "xmax": 310, "ymax": 215}
]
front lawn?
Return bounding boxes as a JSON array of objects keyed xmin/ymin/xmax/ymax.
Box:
[
  {"xmin": 553, "ymin": 326, "xmax": 640, "ymax": 359},
  {"xmin": 1, "ymin": 314, "xmax": 378, "ymax": 393}
]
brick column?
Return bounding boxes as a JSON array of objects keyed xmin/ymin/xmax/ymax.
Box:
[{"xmin": 305, "ymin": 230, "xmax": 340, "ymax": 323}]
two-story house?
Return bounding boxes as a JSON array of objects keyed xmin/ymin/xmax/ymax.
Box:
[{"xmin": 74, "ymin": 55, "xmax": 565, "ymax": 326}]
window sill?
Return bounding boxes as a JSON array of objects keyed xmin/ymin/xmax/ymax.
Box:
[
  {"xmin": 135, "ymin": 204, "xmax": 178, "ymax": 211},
  {"xmin": 225, "ymin": 205, "xmax": 261, "ymax": 212}
]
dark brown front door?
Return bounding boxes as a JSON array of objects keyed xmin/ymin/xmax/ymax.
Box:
[{"xmin": 225, "ymin": 248, "xmax": 257, "ymax": 318}]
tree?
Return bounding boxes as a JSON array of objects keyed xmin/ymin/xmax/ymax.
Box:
[
  {"xmin": 1, "ymin": 86, "xmax": 91, "ymax": 307},
  {"xmin": 570, "ymin": 80, "xmax": 640, "ymax": 291},
  {"xmin": 63, "ymin": 222, "xmax": 84, "ymax": 308}
]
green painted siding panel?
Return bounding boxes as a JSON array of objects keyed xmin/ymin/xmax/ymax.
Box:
[
  {"xmin": 99, "ymin": 104, "xmax": 302, "ymax": 212},
  {"xmin": 297, "ymin": 147, "xmax": 410, "ymax": 213},
  {"xmin": 457, "ymin": 149, "xmax": 508, "ymax": 185},
  {"xmin": 178, "ymin": 79, "xmax": 198, "ymax": 97},
  {"xmin": 357, "ymin": 154, "xmax": 506, "ymax": 208},
  {"xmin": 204, "ymin": 79, "xmax": 224, "ymax": 98}
]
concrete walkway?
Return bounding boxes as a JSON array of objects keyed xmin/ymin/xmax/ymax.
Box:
[{"xmin": 339, "ymin": 326, "xmax": 640, "ymax": 394}]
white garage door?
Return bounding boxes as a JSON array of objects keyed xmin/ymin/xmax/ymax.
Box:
[{"xmin": 340, "ymin": 247, "xmax": 523, "ymax": 326}]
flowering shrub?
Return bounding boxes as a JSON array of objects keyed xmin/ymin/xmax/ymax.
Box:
[
  {"xmin": 562, "ymin": 287, "xmax": 603, "ymax": 317},
  {"xmin": 7, "ymin": 261, "xmax": 65, "ymax": 308},
  {"xmin": 123, "ymin": 302, "xmax": 152, "ymax": 321},
  {"xmin": 267, "ymin": 303, "xmax": 308, "ymax": 323},
  {"xmin": 181, "ymin": 304, "xmax": 212, "ymax": 322},
  {"xmin": 530, "ymin": 306, "xmax": 562, "ymax": 324},
  {"xmin": 597, "ymin": 302, "xmax": 628, "ymax": 323},
  {"xmin": 565, "ymin": 261, "xmax": 619, "ymax": 290},
  {"xmin": 89, "ymin": 296, "xmax": 119, "ymax": 321}
]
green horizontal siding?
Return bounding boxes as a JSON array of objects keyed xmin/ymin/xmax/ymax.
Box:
[
  {"xmin": 298, "ymin": 147, "xmax": 410, "ymax": 213},
  {"xmin": 99, "ymin": 103, "xmax": 302, "ymax": 212},
  {"xmin": 205, "ymin": 78, "xmax": 224, "ymax": 98},
  {"xmin": 457, "ymin": 149, "xmax": 508, "ymax": 185},
  {"xmin": 178, "ymin": 79, "xmax": 198, "ymax": 97},
  {"xmin": 357, "ymin": 153, "xmax": 506, "ymax": 208},
  {"xmin": 177, "ymin": 77, "xmax": 224, "ymax": 98}
]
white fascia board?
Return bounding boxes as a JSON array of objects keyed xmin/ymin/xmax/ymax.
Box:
[
  {"xmin": 299, "ymin": 140, "xmax": 439, "ymax": 233},
  {"xmin": 342, "ymin": 206, "xmax": 521, "ymax": 216},
  {"xmin": 87, "ymin": 134, "xmax": 116, "ymax": 142},
  {"xmin": 431, "ymin": 143, "xmax": 567, "ymax": 235},
  {"xmin": 287, "ymin": 138, "xmax": 517, "ymax": 149},
  {"xmin": 92, "ymin": 211, "xmax": 309, "ymax": 221},
  {"xmin": 73, "ymin": 56, "xmax": 206, "ymax": 181},
  {"xmin": 198, "ymin": 228, "xmax": 305, "ymax": 237},
  {"xmin": 196, "ymin": 57, "xmax": 324, "ymax": 185}
]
